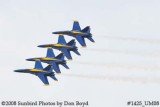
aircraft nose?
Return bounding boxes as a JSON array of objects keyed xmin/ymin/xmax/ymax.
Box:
[
  {"xmin": 14, "ymin": 69, "xmax": 25, "ymax": 72},
  {"xmin": 26, "ymin": 58, "xmax": 34, "ymax": 61},
  {"xmin": 14, "ymin": 69, "xmax": 29, "ymax": 72},
  {"xmin": 52, "ymin": 32, "xmax": 59, "ymax": 34},
  {"xmin": 14, "ymin": 70, "xmax": 19, "ymax": 72},
  {"xmin": 37, "ymin": 45, "xmax": 45, "ymax": 48}
]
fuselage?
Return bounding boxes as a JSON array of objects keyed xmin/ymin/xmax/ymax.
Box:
[
  {"xmin": 26, "ymin": 57, "xmax": 66, "ymax": 64},
  {"xmin": 53, "ymin": 31, "xmax": 92, "ymax": 37},
  {"xmin": 38, "ymin": 43, "xmax": 77, "ymax": 51},
  {"xmin": 14, "ymin": 69, "xmax": 53, "ymax": 75}
]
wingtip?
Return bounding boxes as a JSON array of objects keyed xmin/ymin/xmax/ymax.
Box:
[
  {"xmin": 44, "ymin": 84, "xmax": 49, "ymax": 86},
  {"xmin": 82, "ymin": 46, "xmax": 87, "ymax": 48},
  {"xmin": 25, "ymin": 58, "xmax": 34, "ymax": 61},
  {"xmin": 73, "ymin": 20, "xmax": 78, "ymax": 22},
  {"xmin": 14, "ymin": 70, "xmax": 17, "ymax": 72},
  {"xmin": 56, "ymin": 72, "xmax": 61, "ymax": 75},
  {"xmin": 68, "ymin": 59, "xmax": 73, "ymax": 61},
  {"xmin": 59, "ymin": 34, "xmax": 63, "ymax": 36}
]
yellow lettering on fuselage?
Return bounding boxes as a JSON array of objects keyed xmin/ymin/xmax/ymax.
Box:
[
  {"xmin": 54, "ymin": 44, "xmax": 69, "ymax": 47},
  {"xmin": 34, "ymin": 58, "xmax": 40, "ymax": 61},
  {"xmin": 41, "ymin": 57, "xmax": 57, "ymax": 61},
  {"xmin": 72, "ymin": 31, "xmax": 84, "ymax": 35},
  {"xmin": 30, "ymin": 69, "xmax": 45, "ymax": 72}
]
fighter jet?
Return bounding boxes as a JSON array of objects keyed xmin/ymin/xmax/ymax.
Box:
[
  {"xmin": 38, "ymin": 35, "xmax": 80, "ymax": 60},
  {"xmin": 14, "ymin": 61, "xmax": 57, "ymax": 85},
  {"xmin": 52, "ymin": 21, "xmax": 95, "ymax": 47},
  {"xmin": 26, "ymin": 48, "xmax": 69, "ymax": 73}
]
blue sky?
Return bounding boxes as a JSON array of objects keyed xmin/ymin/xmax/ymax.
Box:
[{"xmin": 0, "ymin": 0, "xmax": 160, "ymax": 107}]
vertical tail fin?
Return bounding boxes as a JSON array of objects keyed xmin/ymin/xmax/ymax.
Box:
[
  {"xmin": 46, "ymin": 48, "xmax": 55, "ymax": 58},
  {"xmin": 55, "ymin": 53, "xmax": 64, "ymax": 60},
  {"xmin": 43, "ymin": 65, "xmax": 52, "ymax": 71},
  {"xmin": 67, "ymin": 39, "xmax": 76, "ymax": 46},
  {"xmin": 81, "ymin": 26, "xmax": 90, "ymax": 33},
  {"xmin": 50, "ymin": 75, "xmax": 58, "ymax": 81},
  {"xmin": 34, "ymin": 61, "xmax": 43, "ymax": 70}
]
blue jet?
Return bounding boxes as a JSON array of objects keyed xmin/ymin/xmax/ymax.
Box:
[
  {"xmin": 38, "ymin": 35, "xmax": 80, "ymax": 60},
  {"xmin": 26, "ymin": 48, "xmax": 69, "ymax": 73},
  {"xmin": 52, "ymin": 21, "xmax": 95, "ymax": 47},
  {"xmin": 14, "ymin": 61, "xmax": 57, "ymax": 85}
]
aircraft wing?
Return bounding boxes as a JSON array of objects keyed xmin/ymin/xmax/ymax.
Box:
[
  {"xmin": 61, "ymin": 49, "xmax": 72, "ymax": 60},
  {"xmin": 37, "ymin": 74, "xmax": 49, "ymax": 85},
  {"xmin": 46, "ymin": 48, "xmax": 55, "ymax": 58},
  {"xmin": 75, "ymin": 35, "xmax": 86, "ymax": 47},
  {"xmin": 34, "ymin": 61, "xmax": 43, "ymax": 70},
  {"xmin": 52, "ymin": 62, "xmax": 61, "ymax": 73},
  {"xmin": 58, "ymin": 35, "xmax": 66, "ymax": 44},
  {"xmin": 72, "ymin": 21, "xmax": 81, "ymax": 31}
]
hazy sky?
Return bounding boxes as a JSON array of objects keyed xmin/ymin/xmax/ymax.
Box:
[{"xmin": 0, "ymin": 0, "xmax": 160, "ymax": 107}]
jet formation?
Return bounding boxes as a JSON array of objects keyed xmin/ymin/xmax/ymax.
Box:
[
  {"xmin": 14, "ymin": 21, "xmax": 95, "ymax": 85},
  {"xmin": 53, "ymin": 21, "xmax": 95, "ymax": 47}
]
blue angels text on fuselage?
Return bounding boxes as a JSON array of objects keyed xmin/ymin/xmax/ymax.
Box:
[
  {"xmin": 38, "ymin": 35, "xmax": 80, "ymax": 60},
  {"xmin": 14, "ymin": 61, "xmax": 57, "ymax": 85},
  {"xmin": 52, "ymin": 21, "xmax": 95, "ymax": 47},
  {"xmin": 26, "ymin": 48, "xmax": 69, "ymax": 73}
]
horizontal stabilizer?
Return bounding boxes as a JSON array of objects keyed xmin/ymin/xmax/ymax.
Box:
[
  {"xmin": 61, "ymin": 63, "xmax": 69, "ymax": 69},
  {"xmin": 73, "ymin": 49, "xmax": 81, "ymax": 55},
  {"xmin": 50, "ymin": 75, "xmax": 58, "ymax": 81},
  {"xmin": 87, "ymin": 37, "xmax": 95, "ymax": 42}
]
